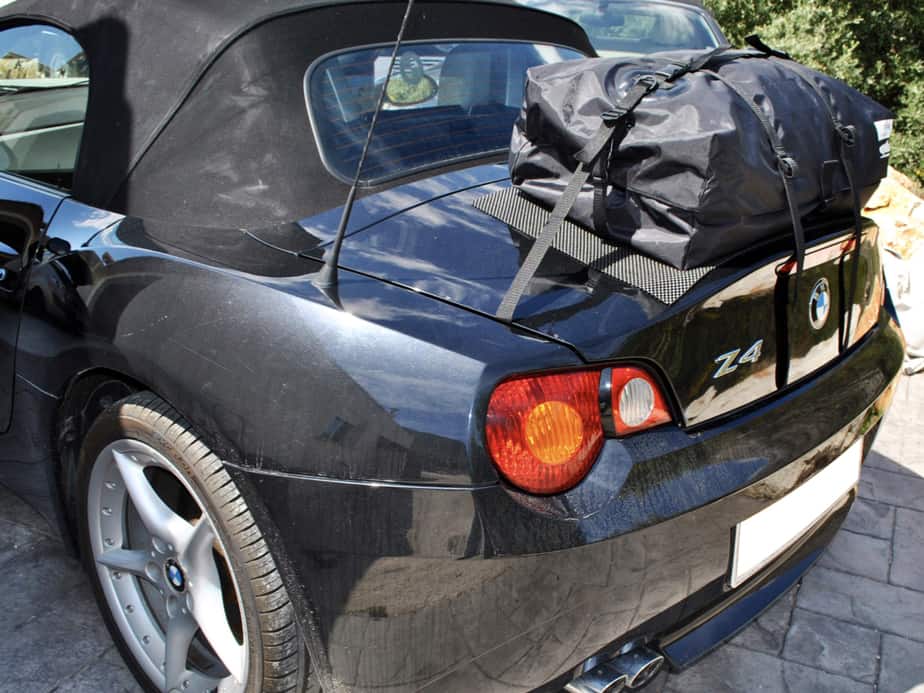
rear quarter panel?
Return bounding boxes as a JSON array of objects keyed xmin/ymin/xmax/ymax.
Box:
[{"xmin": 14, "ymin": 219, "xmax": 581, "ymax": 486}]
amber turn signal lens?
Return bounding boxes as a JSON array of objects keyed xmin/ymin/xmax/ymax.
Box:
[
  {"xmin": 486, "ymin": 371, "xmax": 603, "ymax": 495},
  {"xmin": 525, "ymin": 401, "xmax": 585, "ymax": 465}
]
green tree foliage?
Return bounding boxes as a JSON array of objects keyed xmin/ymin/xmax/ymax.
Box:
[{"xmin": 705, "ymin": 0, "xmax": 924, "ymax": 184}]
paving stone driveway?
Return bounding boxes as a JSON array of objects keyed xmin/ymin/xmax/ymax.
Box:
[{"xmin": 0, "ymin": 376, "xmax": 921, "ymax": 693}]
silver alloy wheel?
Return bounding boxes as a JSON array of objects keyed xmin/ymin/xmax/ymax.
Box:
[{"xmin": 87, "ymin": 439, "xmax": 249, "ymax": 693}]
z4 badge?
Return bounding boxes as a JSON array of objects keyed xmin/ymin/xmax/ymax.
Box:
[{"xmin": 713, "ymin": 340, "xmax": 764, "ymax": 379}]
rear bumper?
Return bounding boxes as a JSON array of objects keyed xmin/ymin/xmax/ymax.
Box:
[
  {"xmin": 241, "ymin": 314, "xmax": 904, "ymax": 692},
  {"xmin": 660, "ymin": 513, "xmax": 840, "ymax": 672}
]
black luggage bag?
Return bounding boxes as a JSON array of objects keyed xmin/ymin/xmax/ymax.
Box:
[
  {"xmin": 511, "ymin": 43, "xmax": 893, "ymax": 270},
  {"xmin": 499, "ymin": 41, "xmax": 894, "ymax": 319}
]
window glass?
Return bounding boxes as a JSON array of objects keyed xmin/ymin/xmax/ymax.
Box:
[
  {"xmin": 306, "ymin": 41, "xmax": 584, "ymax": 185},
  {"xmin": 0, "ymin": 24, "xmax": 89, "ymax": 189},
  {"xmin": 517, "ymin": 1, "xmax": 720, "ymax": 56}
]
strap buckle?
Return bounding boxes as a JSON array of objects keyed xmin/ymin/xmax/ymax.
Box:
[
  {"xmin": 837, "ymin": 124, "xmax": 857, "ymax": 146},
  {"xmin": 655, "ymin": 63, "xmax": 687, "ymax": 82},
  {"xmin": 601, "ymin": 108, "xmax": 628, "ymax": 125},
  {"xmin": 777, "ymin": 154, "xmax": 799, "ymax": 179},
  {"xmin": 601, "ymin": 75, "xmax": 660, "ymax": 127},
  {"xmin": 635, "ymin": 74, "xmax": 660, "ymax": 92}
]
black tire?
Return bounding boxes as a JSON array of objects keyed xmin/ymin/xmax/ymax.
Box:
[{"xmin": 76, "ymin": 391, "xmax": 309, "ymax": 693}]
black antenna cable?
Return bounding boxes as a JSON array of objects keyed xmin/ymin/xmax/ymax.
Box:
[{"xmin": 316, "ymin": 0, "xmax": 417, "ymax": 291}]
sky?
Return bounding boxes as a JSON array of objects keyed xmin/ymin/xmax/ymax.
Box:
[{"xmin": 0, "ymin": 24, "xmax": 84, "ymax": 72}]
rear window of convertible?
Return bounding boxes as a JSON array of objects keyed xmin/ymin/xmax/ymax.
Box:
[{"xmin": 305, "ymin": 41, "xmax": 584, "ymax": 185}]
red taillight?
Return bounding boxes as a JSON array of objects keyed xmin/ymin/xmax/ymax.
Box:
[
  {"xmin": 486, "ymin": 371, "xmax": 603, "ymax": 495},
  {"xmin": 486, "ymin": 367, "xmax": 673, "ymax": 494},
  {"xmin": 609, "ymin": 367, "xmax": 672, "ymax": 436}
]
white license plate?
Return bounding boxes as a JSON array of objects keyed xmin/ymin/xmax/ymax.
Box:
[{"xmin": 729, "ymin": 440, "xmax": 862, "ymax": 588}]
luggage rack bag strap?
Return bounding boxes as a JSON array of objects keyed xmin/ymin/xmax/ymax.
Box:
[
  {"xmin": 590, "ymin": 45, "xmax": 733, "ymax": 230},
  {"xmin": 496, "ymin": 47, "xmax": 732, "ymax": 322},
  {"xmin": 704, "ymin": 68, "xmax": 807, "ymax": 296},
  {"xmin": 496, "ymin": 76, "xmax": 657, "ymax": 321},
  {"xmin": 746, "ymin": 35, "xmax": 865, "ymax": 344}
]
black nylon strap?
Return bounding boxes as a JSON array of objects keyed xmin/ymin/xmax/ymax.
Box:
[
  {"xmin": 839, "ymin": 136, "xmax": 865, "ymax": 350},
  {"xmin": 747, "ymin": 44, "xmax": 866, "ymax": 344},
  {"xmin": 592, "ymin": 153, "xmax": 608, "ymax": 233},
  {"xmin": 788, "ymin": 76, "xmax": 864, "ymax": 348},
  {"xmin": 656, "ymin": 45, "xmax": 733, "ymax": 82},
  {"xmin": 590, "ymin": 48, "xmax": 731, "ymax": 232},
  {"xmin": 574, "ymin": 77, "xmax": 657, "ymax": 164},
  {"xmin": 706, "ymin": 69, "xmax": 807, "ymax": 294},
  {"xmin": 497, "ymin": 48, "xmax": 732, "ymax": 322},
  {"xmin": 681, "ymin": 45, "xmax": 734, "ymax": 77},
  {"xmin": 495, "ymin": 163, "xmax": 595, "ymax": 321},
  {"xmin": 497, "ymin": 78, "xmax": 658, "ymax": 321},
  {"xmin": 829, "ymin": 128, "xmax": 865, "ymax": 350},
  {"xmin": 592, "ymin": 47, "xmax": 730, "ymax": 231},
  {"xmin": 745, "ymin": 34, "xmax": 792, "ymax": 61},
  {"xmin": 589, "ymin": 78, "xmax": 659, "ymax": 232}
]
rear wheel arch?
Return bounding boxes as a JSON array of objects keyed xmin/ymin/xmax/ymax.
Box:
[
  {"xmin": 77, "ymin": 391, "xmax": 311, "ymax": 692},
  {"xmin": 53, "ymin": 369, "xmax": 243, "ymax": 543},
  {"xmin": 53, "ymin": 368, "xmax": 329, "ymax": 691},
  {"xmin": 55, "ymin": 368, "xmax": 143, "ymax": 545}
]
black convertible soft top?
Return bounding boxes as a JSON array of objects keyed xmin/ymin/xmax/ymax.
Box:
[{"xmin": 0, "ymin": 1, "xmax": 592, "ymax": 226}]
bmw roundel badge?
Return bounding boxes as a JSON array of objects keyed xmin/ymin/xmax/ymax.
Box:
[
  {"xmin": 165, "ymin": 559, "xmax": 186, "ymax": 592},
  {"xmin": 809, "ymin": 278, "xmax": 831, "ymax": 331}
]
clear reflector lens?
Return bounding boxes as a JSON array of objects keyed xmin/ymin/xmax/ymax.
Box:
[
  {"xmin": 610, "ymin": 366, "xmax": 672, "ymax": 436},
  {"xmin": 619, "ymin": 377, "xmax": 655, "ymax": 427}
]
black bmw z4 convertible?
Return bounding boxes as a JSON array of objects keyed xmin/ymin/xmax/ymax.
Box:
[{"xmin": 0, "ymin": 1, "xmax": 905, "ymax": 692}]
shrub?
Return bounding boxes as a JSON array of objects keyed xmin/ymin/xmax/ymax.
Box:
[{"xmin": 705, "ymin": 0, "xmax": 924, "ymax": 187}]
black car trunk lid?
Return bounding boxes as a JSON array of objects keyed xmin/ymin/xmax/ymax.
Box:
[{"xmin": 331, "ymin": 173, "xmax": 882, "ymax": 427}]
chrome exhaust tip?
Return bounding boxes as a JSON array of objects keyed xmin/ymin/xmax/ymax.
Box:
[
  {"xmin": 565, "ymin": 646, "xmax": 665, "ymax": 693},
  {"xmin": 611, "ymin": 646, "xmax": 665, "ymax": 689},
  {"xmin": 563, "ymin": 662, "xmax": 628, "ymax": 693}
]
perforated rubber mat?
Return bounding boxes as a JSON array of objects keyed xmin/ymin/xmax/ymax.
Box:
[{"xmin": 474, "ymin": 187, "xmax": 713, "ymax": 305}]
